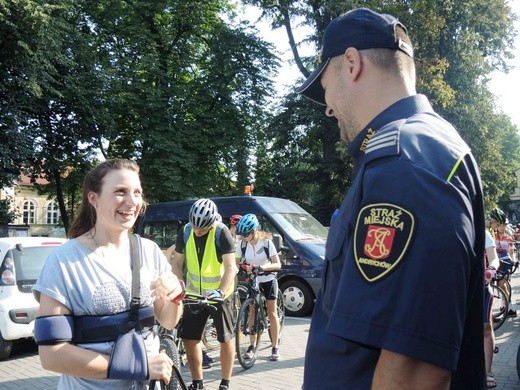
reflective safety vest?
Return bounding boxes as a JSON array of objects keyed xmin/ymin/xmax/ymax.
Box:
[{"xmin": 184, "ymin": 222, "xmax": 233, "ymax": 298}]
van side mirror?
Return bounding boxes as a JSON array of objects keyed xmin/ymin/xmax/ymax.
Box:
[{"xmin": 272, "ymin": 234, "xmax": 283, "ymax": 252}]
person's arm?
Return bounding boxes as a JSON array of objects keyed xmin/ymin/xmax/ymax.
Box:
[
  {"xmin": 235, "ymin": 240, "xmax": 242, "ymax": 265},
  {"xmin": 39, "ymin": 292, "xmax": 175, "ymax": 382},
  {"xmin": 172, "ymin": 251, "xmax": 185, "ymax": 281},
  {"xmin": 152, "ymin": 271, "xmax": 184, "ymax": 330},
  {"xmin": 372, "ymin": 349, "xmax": 451, "ymax": 390},
  {"xmin": 219, "ymin": 252, "xmax": 237, "ymax": 295},
  {"xmin": 508, "ymin": 238, "xmax": 516, "ymax": 259},
  {"xmin": 164, "ymin": 244, "xmax": 176, "ymax": 268},
  {"xmin": 486, "ymin": 246, "xmax": 500, "ymax": 270},
  {"xmin": 38, "ymin": 293, "xmax": 110, "ymax": 378},
  {"xmin": 260, "ymin": 240, "xmax": 281, "ymax": 272}
]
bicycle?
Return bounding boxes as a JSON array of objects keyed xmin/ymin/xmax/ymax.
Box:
[
  {"xmin": 235, "ymin": 265, "xmax": 285, "ymax": 370},
  {"xmin": 151, "ymin": 293, "xmax": 223, "ymax": 390},
  {"xmin": 491, "ymin": 259, "xmax": 519, "ymax": 331}
]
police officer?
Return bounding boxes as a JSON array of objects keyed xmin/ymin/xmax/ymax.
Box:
[{"xmin": 296, "ymin": 8, "xmax": 485, "ymax": 389}]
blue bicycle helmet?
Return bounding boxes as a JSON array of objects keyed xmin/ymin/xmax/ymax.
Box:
[
  {"xmin": 189, "ymin": 199, "xmax": 218, "ymax": 229},
  {"xmin": 236, "ymin": 213, "xmax": 259, "ymax": 236}
]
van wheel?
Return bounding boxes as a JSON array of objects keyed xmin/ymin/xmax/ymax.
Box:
[
  {"xmin": 280, "ymin": 280, "xmax": 313, "ymax": 317},
  {"xmin": 0, "ymin": 332, "xmax": 13, "ymax": 360}
]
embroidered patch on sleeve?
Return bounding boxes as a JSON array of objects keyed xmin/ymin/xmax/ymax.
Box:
[{"xmin": 354, "ymin": 203, "xmax": 415, "ymax": 282}]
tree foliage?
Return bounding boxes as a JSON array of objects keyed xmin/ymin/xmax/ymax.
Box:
[
  {"xmin": 1, "ymin": 0, "xmax": 518, "ymax": 231},
  {"xmin": 247, "ymin": 0, "xmax": 519, "ymax": 222},
  {"xmin": 1, "ymin": 0, "xmax": 278, "ymax": 231}
]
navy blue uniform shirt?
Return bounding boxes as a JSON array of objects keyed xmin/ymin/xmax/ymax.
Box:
[{"xmin": 303, "ymin": 95, "xmax": 485, "ymax": 389}]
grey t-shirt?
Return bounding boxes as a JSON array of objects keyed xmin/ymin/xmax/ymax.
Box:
[{"xmin": 33, "ymin": 237, "xmax": 170, "ymax": 389}]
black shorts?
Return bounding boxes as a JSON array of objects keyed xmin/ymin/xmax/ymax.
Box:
[
  {"xmin": 179, "ymin": 292, "xmax": 238, "ymax": 343},
  {"xmin": 498, "ymin": 255, "xmax": 514, "ymax": 275},
  {"xmin": 260, "ymin": 279, "xmax": 278, "ymax": 300}
]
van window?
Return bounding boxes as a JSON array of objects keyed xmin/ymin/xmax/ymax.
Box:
[
  {"xmin": 258, "ymin": 215, "xmax": 279, "ymax": 236},
  {"xmin": 270, "ymin": 213, "xmax": 327, "ymax": 243},
  {"xmin": 142, "ymin": 221, "xmax": 179, "ymax": 249}
]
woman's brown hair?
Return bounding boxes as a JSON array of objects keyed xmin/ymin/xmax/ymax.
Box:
[{"xmin": 67, "ymin": 159, "xmax": 141, "ymax": 239}]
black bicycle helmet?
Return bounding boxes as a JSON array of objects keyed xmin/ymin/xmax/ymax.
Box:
[
  {"xmin": 189, "ymin": 199, "xmax": 218, "ymax": 229},
  {"xmin": 489, "ymin": 207, "xmax": 507, "ymax": 225},
  {"xmin": 236, "ymin": 213, "xmax": 259, "ymax": 236}
]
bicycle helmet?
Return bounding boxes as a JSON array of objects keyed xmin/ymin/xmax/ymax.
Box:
[
  {"xmin": 489, "ymin": 207, "xmax": 507, "ymax": 225},
  {"xmin": 236, "ymin": 213, "xmax": 259, "ymax": 236},
  {"xmin": 189, "ymin": 199, "xmax": 218, "ymax": 229},
  {"xmin": 230, "ymin": 214, "xmax": 243, "ymax": 226}
]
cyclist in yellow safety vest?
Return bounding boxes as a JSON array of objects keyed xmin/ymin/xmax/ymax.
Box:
[{"xmin": 172, "ymin": 198, "xmax": 237, "ymax": 390}]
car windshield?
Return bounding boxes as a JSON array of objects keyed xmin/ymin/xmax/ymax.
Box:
[
  {"xmin": 270, "ymin": 213, "xmax": 328, "ymax": 243},
  {"xmin": 12, "ymin": 246, "xmax": 58, "ymax": 281}
]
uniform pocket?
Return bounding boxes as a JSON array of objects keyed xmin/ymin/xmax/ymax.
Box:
[{"xmin": 322, "ymin": 218, "xmax": 349, "ymax": 312}]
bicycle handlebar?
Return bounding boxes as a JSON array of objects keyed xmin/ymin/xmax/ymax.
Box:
[
  {"xmin": 182, "ymin": 293, "xmax": 223, "ymax": 313},
  {"xmin": 493, "ymin": 260, "xmax": 520, "ymax": 281},
  {"xmin": 239, "ymin": 263, "xmax": 277, "ymax": 276}
]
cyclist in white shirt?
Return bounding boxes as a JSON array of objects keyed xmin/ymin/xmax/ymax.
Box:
[{"xmin": 236, "ymin": 214, "xmax": 282, "ymax": 361}]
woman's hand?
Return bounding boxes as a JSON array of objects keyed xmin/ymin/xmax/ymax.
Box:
[
  {"xmin": 148, "ymin": 352, "xmax": 173, "ymax": 384},
  {"xmin": 240, "ymin": 263, "xmax": 261, "ymax": 274},
  {"xmin": 151, "ymin": 272, "xmax": 185, "ymax": 303}
]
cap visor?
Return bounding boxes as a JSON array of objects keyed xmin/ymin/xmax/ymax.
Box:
[{"xmin": 295, "ymin": 59, "xmax": 329, "ymax": 106}]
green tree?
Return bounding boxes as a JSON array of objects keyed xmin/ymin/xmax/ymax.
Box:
[
  {"xmin": 65, "ymin": 0, "xmax": 278, "ymax": 202},
  {"xmin": 247, "ymin": 0, "xmax": 519, "ymax": 221},
  {"xmin": 1, "ymin": 0, "xmax": 278, "ymax": 231},
  {"xmin": 0, "ymin": 198, "xmax": 17, "ymax": 225}
]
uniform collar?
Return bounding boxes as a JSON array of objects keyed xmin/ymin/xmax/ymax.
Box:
[{"xmin": 349, "ymin": 94, "xmax": 433, "ymax": 159}]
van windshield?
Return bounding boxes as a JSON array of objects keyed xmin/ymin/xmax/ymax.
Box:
[{"xmin": 270, "ymin": 213, "xmax": 327, "ymax": 243}]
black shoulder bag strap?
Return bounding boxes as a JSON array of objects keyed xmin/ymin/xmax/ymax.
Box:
[{"xmin": 129, "ymin": 233, "xmax": 141, "ymax": 329}]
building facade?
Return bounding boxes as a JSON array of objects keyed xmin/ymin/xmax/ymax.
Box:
[{"xmin": 0, "ymin": 174, "xmax": 63, "ymax": 237}]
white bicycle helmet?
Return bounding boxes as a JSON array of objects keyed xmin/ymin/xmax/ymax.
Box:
[{"xmin": 189, "ymin": 199, "xmax": 218, "ymax": 229}]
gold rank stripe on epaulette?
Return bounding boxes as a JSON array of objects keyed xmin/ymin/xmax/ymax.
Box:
[
  {"xmin": 446, "ymin": 150, "xmax": 470, "ymax": 183},
  {"xmin": 364, "ymin": 129, "xmax": 398, "ymax": 154}
]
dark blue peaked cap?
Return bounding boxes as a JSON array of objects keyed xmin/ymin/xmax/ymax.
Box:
[{"xmin": 296, "ymin": 8, "xmax": 413, "ymax": 105}]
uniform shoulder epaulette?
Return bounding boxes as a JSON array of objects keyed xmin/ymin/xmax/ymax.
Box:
[{"xmin": 363, "ymin": 122, "xmax": 403, "ymax": 161}]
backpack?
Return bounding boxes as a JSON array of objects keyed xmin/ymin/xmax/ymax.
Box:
[
  {"xmin": 183, "ymin": 222, "xmax": 225, "ymax": 250},
  {"xmin": 239, "ymin": 239, "xmax": 270, "ymax": 263}
]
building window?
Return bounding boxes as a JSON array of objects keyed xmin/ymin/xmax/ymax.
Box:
[
  {"xmin": 46, "ymin": 201, "xmax": 60, "ymax": 224},
  {"xmin": 23, "ymin": 200, "xmax": 36, "ymax": 224}
]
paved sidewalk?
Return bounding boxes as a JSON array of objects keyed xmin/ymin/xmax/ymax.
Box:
[
  {"xmin": 0, "ymin": 316, "xmax": 309, "ymax": 390},
  {"xmin": 1, "ymin": 272, "xmax": 520, "ymax": 389}
]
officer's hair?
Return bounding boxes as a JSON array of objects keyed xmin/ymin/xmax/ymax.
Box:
[{"xmin": 361, "ymin": 25, "xmax": 415, "ymax": 83}]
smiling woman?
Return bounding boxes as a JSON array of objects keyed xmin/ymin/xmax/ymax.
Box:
[{"xmin": 32, "ymin": 159, "xmax": 185, "ymax": 389}]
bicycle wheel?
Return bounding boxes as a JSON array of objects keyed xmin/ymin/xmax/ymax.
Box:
[
  {"xmin": 491, "ymin": 284, "xmax": 509, "ymax": 331},
  {"xmin": 202, "ymin": 317, "xmax": 219, "ymax": 351},
  {"xmin": 159, "ymin": 336, "xmax": 183, "ymax": 390},
  {"xmin": 237, "ymin": 284, "xmax": 249, "ymax": 304},
  {"xmin": 235, "ymin": 297, "xmax": 261, "ymax": 370}
]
